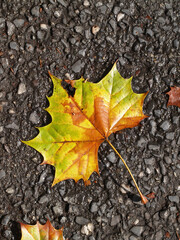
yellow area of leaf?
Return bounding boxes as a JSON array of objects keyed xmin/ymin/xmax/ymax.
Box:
[
  {"xmin": 23, "ymin": 62, "xmax": 148, "ymax": 186},
  {"xmin": 20, "ymin": 219, "xmax": 64, "ymax": 240}
]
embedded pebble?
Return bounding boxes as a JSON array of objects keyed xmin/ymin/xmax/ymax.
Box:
[
  {"xmin": 117, "ymin": 13, "xmax": 125, "ymax": 21},
  {"xmin": 9, "ymin": 42, "xmax": 19, "ymax": 51},
  {"xmin": 90, "ymin": 202, "xmax": 98, "ymax": 213},
  {"xmin": 148, "ymin": 144, "xmax": 160, "ymax": 151},
  {"xmin": 83, "ymin": 0, "xmax": 90, "ymax": 7},
  {"xmin": 72, "ymin": 60, "xmax": 85, "ymax": 73},
  {"xmin": 6, "ymin": 187, "xmax": 15, "ymax": 194},
  {"xmin": 137, "ymin": 137, "xmax": 147, "ymax": 147},
  {"xmin": 160, "ymin": 120, "xmax": 171, "ymax": 131},
  {"xmin": 52, "ymin": 205, "xmax": 63, "ymax": 215},
  {"xmin": 110, "ymin": 215, "xmax": 120, "ymax": 226},
  {"xmin": 76, "ymin": 216, "xmax": 90, "ymax": 225},
  {"xmin": 155, "ymin": 230, "xmax": 163, "ymax": 239},
  {"xmin": 1, "ymin": 58, "xmax": 9, "ymax": 68},
  {"xmin": 39, "ymin": 195, "xmax": 49, "ymax": 204},
  {"xmin": 166, "ymin": 132, "xmax": 175, "ymax": 140},
  {"xmin": 6, "ymin": 122, "xmax": 19, "ymax": 130},
  {"xmin": 54, "ymin": 10, "xmax": 62, "ymax": 18},
  {"xmin": 1, "ymin": 215, "xmax": 11, "ymax": 226},
  {"xmin": 130, "ymin": 226, "xmax": 144, "ymax": 237},
  {"xmin": 107, "ymin": 152, "xmax": 117, "ymax": 163},
  {"xmin": 75, "ymin": 26, "xmax": 83, "ymax": 34},
  {"xmin": 129, "ymin": 236, "xmax": 138, "ymax": 240},
  {"xmin": 40, "ymin": 24, "xmax": 48, "ymax": 30},
  {"xmin": 57, "ymin": 0, "xmax": 68, "ymax": 7},
  {"xmin": 113, "ymin": 6, "xmax": 120, "ymax": 15},
  {"xmin": 0, "ymin": 169, "xmax": 5, "ymax": 179},
  {"xmin": 18, "ymin": 83, "xmax": 26, "ymax": 94},
  {"xmin": 37, "ymin": 31, "xmax": 45, "ymax": 40},
  {"xmin": 144, "ymin": 157, "xmax": 155, "ymax": 165},
  {"xmin": 81, "ymin": 223, "xmax": 94, "ymax": 235},
  {"xmin": 133, "ymin": 26, "xmax": 143, "ymax": 36},
  {"xmin": 92, "ymin": 25, "xmax": 100, "ymax": 35},
  {"xmin": 13, "ymin": 19, "xmax": 25, "ymax": 27},
  {"xmin": 168, "ymin": 196, "xmax": 179, "ymax": 203},
  {"xmin": 31, "ymin": 6, "xmax": 40, "ymax": 17},
  {"xmin": 29, "ymin": 111, "xmax": 39, "ymax": 124},
  {"xmin": 6, "ymin": 21, "xmax": 15, "ymax": 36},
  {"xmin": 26, "ymin": 43, "xmax": 34, "ymax": 53}
]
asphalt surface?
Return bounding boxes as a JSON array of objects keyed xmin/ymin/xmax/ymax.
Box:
[{"xmin": 0, "ymin": 0, "xmax": 180, "ymax": 239}]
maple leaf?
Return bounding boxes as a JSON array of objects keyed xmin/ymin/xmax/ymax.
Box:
[
  {"xmin": 20, "ymin": 219, "xmax": 64, "ymax": 240},
  {"xmin": 166, "ymin": 86, "xmax": 180, "ymax": 108},
  {"xmin": 23, "ymin": 62, "xmax": 148, "ymax": 203}
]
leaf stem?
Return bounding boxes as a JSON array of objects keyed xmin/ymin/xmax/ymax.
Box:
[{"xmin": 106, "ymin": 138, "xmax": 148, "ymax": 204}]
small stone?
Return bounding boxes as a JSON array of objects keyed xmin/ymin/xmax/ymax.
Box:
[
  {"xmin": 13, "ymin": 19, "xmax": 25, "ymax": 28},
  {"xmin": 7, "ymin": 21, "xmax": 15, "ymax": 36},
  {"xmin": 148, "ymin": 144, "xmax": 160, "ymax": 151},
  {"xmin": 146, "ymin": 29, "xmax": 154, "ymax": 37},
  {"xmin": 160, "ymin": 120, "xmax": 171, "ymax": 131},
  {"xmin": 83, "ymin": 0, "xmax": 90, "ymax": 7},
  {"xmin": 57, "ymin": 0, "xmax": 68, "ymax": 7},
  {"xmin": 1, "ymin": 215, "xmax": 10, "ymax": 226},
  {"xmin": 133, "ymin": 26, "xmax": 143, "ymax": 36},
  {"xmin": 130, "ymin": 226, "xmax": 144, "ymax": 237},
  {"xmin": 99, "ymin": 5, "xmax": 107, "ymax": 14},
  {"xmin": 18, "ymin": 83, "xmax": 26, "ymax": 94},
  {"xmin": 117, "ymin": 13, "xmax": 125, "ymax": 21},
  {"xmin": 6, "ymin": 187, "xmax": 15, "ymax": 194},
  {"xmin": 168, "ymin": 196, "xmax": 179, "ymax": 204},
  {"xmin": 144, "ymin": 157, "xmax": 155, "ymax": 165},
  {"xmin": 29, "ymin": 111, "xmax": 39, "ymax": 124},
  {"xmin": 9, "ymin": 42, "xmax": 19, "ymax": 51},
  {"xmin": 72, "ymin": 60, "xmax": 85, "ymax": 73},
  {"xmin": 0, "ymin": 169, "xmax": 5, "ymax": 179},
  {"xmin": 113, "ymin": 6, "xmax": 120, "ymax": 15},
  {"xmin": 75, "ymin": 26, "xmax": 83, "ymax": 34},
  {"xmin": 109, "ymin": 19, "xmax": 116, "ymax": 31},
  {"xmin": 160, "ymin": 161, "xmax": 166, "ymax": 175},
  {"xmin": 52, "ymin": 205, "xmax": 63, "ymax": 215},
  {"xmin": 31, "ymin": 6, "xmax": 40, "ymax": 17},
  {"xmin": 54, "ymin": 10, "xmax": 62, "ymax": 18},
  {"xmin": 129, "ymin": 236, "xmax": 138, "ymax": 240},
  {"xmin": 0, "ymin": 66, "xmax": 4, "ymax": 74},
  {"xmin": 157, "ymin": 17, "xmax": 165, "ymax": 25},
  {"xmin": 166, "ymin": 132, "xmax": 175, "ymax": 140},
  {"xmin": 90, "ymin": 202, "xmax": 98, "ymax": 213},
  {"xmin": 37, "ymin": 31, "xmax": 45, "ymax": 40},
  {"xmin": 38, "ymin": 170, "xmax": 47, "ymax": 184},
  {"xmin": 76, "ymin": 216, "xmax": 90, "ymax": 225},
  {"xmin": 6, "ymin": 122, "xmax": 19, "ymax": 130},
  {"xmin": 110, "ymin": 215, "xmax": 120, "ymax": 226},
  {"xmin": 81, "ymin": 223, "xmax": 94, "ymax": 235},
  {"xmin": 155, "ymin": 230, "xmax": 163, "ymax": 240},
  {"xmin": 40, "ymin": 24, "xmax": 48, "ymax": 30},
  {"xmin": 26, "ymin": 43, "xmax": 34, "ymax": 53},
  {"xmin": 173, "ymin": 39, "xmax": 179, "ymax": 48},
  {"xmin": 85, "ymin": 29, "xmax": 92, "ymax": 39},
  {"xmin": 0, "ymin": 18, "xmax": 5, "ymax": 28},
  {"xmin": 137, "ymin": 137, "xmax": 147, "ymax": 147},
  {"xmin": 107, "ymin": 152, "xmax": 117, "ymax": 163},
  {"xmin": 39, "ymin": 195, "xmax": 49, "ymax": 204},
  {"xmin": 1, "ymin": 58, "xmax": 9, "ymax": 69},
  {"xmin": 78, "ymin": 49, "xmax": 86, "ymax": 57},
  {"xmin": 92, "ymin": 25, "xmax": 100, "ymax": 35}
]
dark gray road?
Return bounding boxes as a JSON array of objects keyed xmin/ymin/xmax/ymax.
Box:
[{"xmin": 0, "ymin": 0, "xmax": 179, "ymax": 239}]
